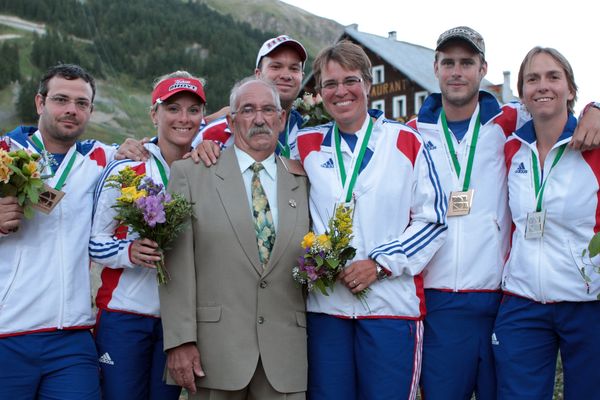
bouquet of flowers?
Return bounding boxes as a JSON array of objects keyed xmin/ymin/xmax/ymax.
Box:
[
  {"xmin": 293, "ymin": 203, "xmax": 369, "ymax": 301},
  {"xmin": 0, "ymin": 137, "xmax": 48, "ymax": 219},
  {"xmin": 106, "ymin": 166, "xmax": 193, "ymax": 285},
  {"xmin": 293, "ymin": 93, "xmax": 332, "ymax": 127}
]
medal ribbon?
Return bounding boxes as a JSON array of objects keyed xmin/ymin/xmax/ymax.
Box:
[
  {"xmin": 277, "ymin": 118, "xmax": 291, "ymax": 158},
  {"xmin": 334, "ymin": 117, "xmax": 374, "ymax": 203},
  {"xmin": 531, "ymin": 144, "xmax": 566, "ymax": 212},
  {"xmin": 440, "ymin": 110, "xmax": 481, "ymax": 191},
  {"xmin": 153, "ymin": 156, "xmax": 169, "ymax": 187},
  {"xmin": 30, "ymin": 134, "xmax": 77, "ymax": 191}
]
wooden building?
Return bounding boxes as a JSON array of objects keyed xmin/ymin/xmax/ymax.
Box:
[{"xmin": 302, "ymin": 25, "xmax": 516, "ymax": 121}]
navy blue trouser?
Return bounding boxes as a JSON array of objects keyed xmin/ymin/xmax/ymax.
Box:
[
  {"xmin": 307, "ymin": 312, "xmax": 422, "ymax": 400},
  {"xmin": 420, "ymin": 290, "xmax": 501, "ymax": 400},
  {"xmin": 0, "ymin": 330, "xmax": 100, "ymax": 400},
  {"xmin": 493, "ymin": 295, "xmax": 600, "ymax": 400},
  {"xmin": 94, "ymin": 309, "xmax": 181, "ymax": 400}
]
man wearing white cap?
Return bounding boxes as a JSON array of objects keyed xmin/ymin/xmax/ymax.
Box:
[{"xmin": 194, "ymin": 34, "xmax": 308, "ymax": 162}]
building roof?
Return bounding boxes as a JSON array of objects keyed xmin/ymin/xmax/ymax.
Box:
[
  {"xmin": 306, "ymin": 25, "xmax": 496, "ymax": 93},
  {"xmin": 302, "ymin": 25, "xmax": 516, "ymax": 104},
  {"xmin": 342, "ymin": 25, "xmax": 441, "ymax": 93}
]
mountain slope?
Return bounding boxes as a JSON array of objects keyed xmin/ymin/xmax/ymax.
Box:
[{"xmin": 199, "ymin": 0, "xmax": 343, "ymax": 59}]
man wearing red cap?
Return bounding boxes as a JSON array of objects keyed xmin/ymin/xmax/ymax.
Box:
[
  {"xmin": 90, "ymin": 70, "xmax": 206, "ymax": 400},
  {"xmin": 194, "ymin": 34, "xmax": 308, "ymax": 163}
]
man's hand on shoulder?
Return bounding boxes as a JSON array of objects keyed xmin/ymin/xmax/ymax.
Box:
[
  {"xmin": 184, "ymin": 140, "xmax": 221, "ymax": 166},
  {"xmin": 166, "ymin": 342, "xmax": 205, "ymax": 394},
  {"xmin": 570, "ymin": 103, "xmax": 600, "ymax": 150},
  {"xmin": 115, "ymin": 137, "xmax": 150, "ymax": 161}
]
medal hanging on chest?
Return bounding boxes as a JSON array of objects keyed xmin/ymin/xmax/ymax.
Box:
[
  {"xmin": 524, "ymin": 144, "xmax": 566, "ymax": 240},
  {"xmin": 440, "ymin": 110, "xmax": 480, "ymax": 217}
]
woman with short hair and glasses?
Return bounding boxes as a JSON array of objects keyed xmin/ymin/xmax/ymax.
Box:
[
  {"xmin": 89, "ymin": 70, "xmax": 206, "ymax": 400},
  {"xmin": 295, "ymin": 40, "xmax": 447, "ymax": 400}
]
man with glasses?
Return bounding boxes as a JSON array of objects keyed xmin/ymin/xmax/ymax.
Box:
[
  {"xmin": 193, "ymin": 35, "xmax": 308, "ymax": 164},
  {"xmin": 0, "ymin": 63, "xmax": 140, "ymax": 399},
  {"xmin": 159, "ymin": 76, "xmax": 310, "ymax": 400}
]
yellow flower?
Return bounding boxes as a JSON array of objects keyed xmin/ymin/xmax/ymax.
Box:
[
  {"xmin": 23, "ymin": 160, "xmax": 38, "ymax": 177},
  {"xmin": 0, "ymin": 149, "xmax": 13, "ymax": 166},
  {"xmin": 301, "ymin": 232, "xmax": 316, "ymax": 249},
  {"xmin": 316, "ymin": 234, "xmax": 332, "ymax": 250},
  {"xmin": 0, "ymin": 164, "xmax": 12, "ymax": 184},
  {"xmin": 117, "ymin": 187, "xmax": 147, "ymax": 203}
]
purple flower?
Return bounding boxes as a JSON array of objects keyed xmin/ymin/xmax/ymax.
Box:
[
  {"xmin": 138, "ymin": 176, "xmax": 164, "ymax": 196},
  {"xmin": 136, "ymin": 194, "xmax": 166, "ymax": 227}
]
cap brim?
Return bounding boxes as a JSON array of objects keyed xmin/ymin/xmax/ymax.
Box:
[{"xmin": 436, "ymin": 37, "xmax": 483, "ymax": 55}]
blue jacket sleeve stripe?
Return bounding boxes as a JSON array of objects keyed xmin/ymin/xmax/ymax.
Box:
[
  {"xmin": 422, "ymin": 148, "xmax": 447, "ymax": 223},
  {"xmin": 405, "ymin": 225, "xmax": 447, "ymax": 257},
  {"xmin": 369, "ymin": 223, "xmax": 446, "ymax": 259},
  {"xmin": 92, "ymin": 159, "xmax": 132, "ymax": 217}
]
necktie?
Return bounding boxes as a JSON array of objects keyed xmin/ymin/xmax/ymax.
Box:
[{"xmin": 251, "ymin": 162, "xmax": 276, "ymax": 268}]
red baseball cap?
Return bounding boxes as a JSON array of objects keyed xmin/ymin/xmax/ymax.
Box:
[{"xmin": 151, "ymin": 77, "xmax": 206, "ymax": 105}]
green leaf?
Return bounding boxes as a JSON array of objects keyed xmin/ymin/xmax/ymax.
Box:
[
  {"xmin": 314, "ymin": 254, "xmax": 324, "ymax": 267},
  {"xmin": 588, "ymin": 233, "xmax": 600, "ymax": 257},
  {"xmin": 326, "ymin": 257, "xmax": 340, "ymax": 269},
  {"xmin": 339, "ymin": 246, "xmax": 356, "ymax": 260},
  {"xmin": 23, "ymin": 204, "xmax": 34, "ymax": 219}
]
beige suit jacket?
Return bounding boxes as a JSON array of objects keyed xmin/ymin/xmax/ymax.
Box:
[{"xmin": 159, "ymin": 148, "xmax": 309, "ymax": 393}]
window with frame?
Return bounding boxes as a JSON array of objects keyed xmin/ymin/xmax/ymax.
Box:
[
  {"xmin": 414, "ymin": 91, "xmax": 428, "ymax": 114},
  {"xmin": 372, "ymin": 65, "xmax": 385, "ymax": 84},
  {"xmin": 392, "ymin": 95, "xmax": 407, "ymax": 119},
  {"xmin": 371, "ymin": 99, "xmax": 385, "ymax": 113}
]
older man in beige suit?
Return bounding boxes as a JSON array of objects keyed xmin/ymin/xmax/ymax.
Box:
[{"xmin": 159, "ymin": 76, "xmax": 309, "ymax": 400}]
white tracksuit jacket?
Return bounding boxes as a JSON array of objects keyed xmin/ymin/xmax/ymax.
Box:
[
  {"xmin": 410, "ymin": 91, "xmax": 530, "ymax": 292},
  {"xmin": 89, "ymin": 142, "xmax": 168, "ymax": 317},
  {"xmin": 503, "ymin": 114, "xmax": 600, "ymax": 302},
  {"xmin": 297, "ymin": 109, "xmax": 447, "ymax": 319},
  {"xmin": 0, "ymin": 126, "xmax": 115, "ymax": 337}
]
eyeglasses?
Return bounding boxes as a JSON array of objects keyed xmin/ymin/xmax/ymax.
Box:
[
  {"xmin": 44, "ymin": 95, "xmax": 93, "ymax": 112},
  {"xmin": 320, "ymin": 76, "xmax": 363, "ymax": 92},
  {"xmin": 232, "ymin": 105, "xmax": 280, "ymax": 119}
]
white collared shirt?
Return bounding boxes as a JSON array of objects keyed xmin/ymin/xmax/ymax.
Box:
[{"xmin": 234, "ymin": 145, "xmax": 278, "ymax": 232}]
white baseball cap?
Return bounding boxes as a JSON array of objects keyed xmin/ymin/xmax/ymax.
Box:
[{"xmin": 256, "ymin": 35, "xmax": 307, "ymax": 68}]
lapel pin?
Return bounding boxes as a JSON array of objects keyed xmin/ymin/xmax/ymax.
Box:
[{"xmin": 289, "ymin": 199, "xmax": 297, "ymax": 208}]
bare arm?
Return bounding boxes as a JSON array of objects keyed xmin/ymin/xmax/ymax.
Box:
[{"xmin": 570, "ymin": 104, "xmax": 600, "ymax": 150}]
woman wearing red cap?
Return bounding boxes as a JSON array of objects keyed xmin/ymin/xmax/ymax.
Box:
[{"xmin": 89, "ymin": 71, "xmax": 206, "ymax": 399}]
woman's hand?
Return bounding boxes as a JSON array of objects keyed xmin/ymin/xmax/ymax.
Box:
[
  {"xmin": 129, "ymin": 238, "xmax": 161, "ymax": 268},
  {"xmin": 338, "ymin": 259, "xmax": 378, "ymax": 294}
]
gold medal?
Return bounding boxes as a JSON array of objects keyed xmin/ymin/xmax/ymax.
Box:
[
  {"xmin": 447, "ymin": 189, "xmax": 474, "ymax": 217},
  {"xmin": 31, "ymin": 183, "xmax": 65, "ymax": 214},
  {"xmin": 525, "ymin": 210, "xmax": 546, "ymax": 239}
]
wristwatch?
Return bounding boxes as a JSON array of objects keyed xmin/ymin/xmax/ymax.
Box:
[{"xmin": 374, "ymin": 260, "xmax": 389, "ymax": 281}]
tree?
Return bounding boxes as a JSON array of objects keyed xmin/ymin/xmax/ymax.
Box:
[{"xmin": 16, "ymin": 78, "xmax": 39, "ymax": 124}]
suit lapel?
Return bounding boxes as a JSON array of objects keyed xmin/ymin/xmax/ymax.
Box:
[
  {"xmin": 215, "ymin": 149, "xmax": 263, "ymax": 275},
  {"xmin": 264, "ymin": 158, "xmax": 300, "ymax": 276}
]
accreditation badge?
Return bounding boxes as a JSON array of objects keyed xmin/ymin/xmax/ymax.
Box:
[
  {"xmin": 31, "ymin": 184, "xmax": 65, "ymax": 214},
  {"xmin": 525, "ymin": 210, "xmax": 546, "ymax": 239},
  {"xmin": 447, "ymin": 189, "xmax": 474, "ymax": 217}
]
